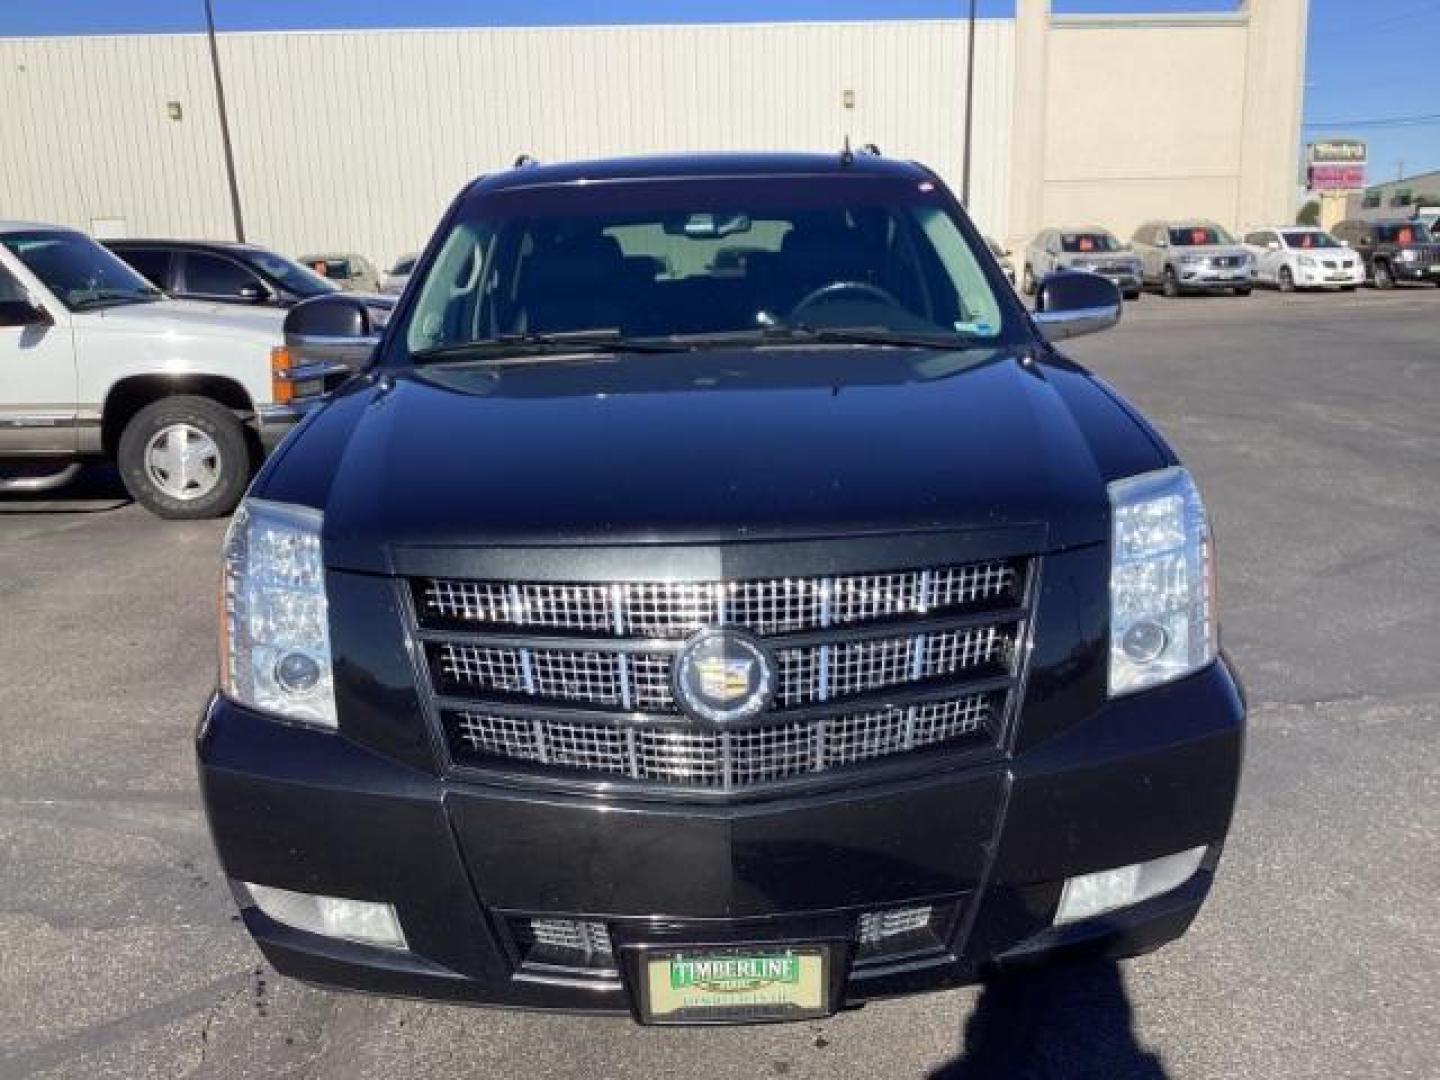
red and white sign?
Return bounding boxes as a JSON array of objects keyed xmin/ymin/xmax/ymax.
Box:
[{"xmin": 1309, "ymin": 163, "xmax": 1366, "ymax": 192}]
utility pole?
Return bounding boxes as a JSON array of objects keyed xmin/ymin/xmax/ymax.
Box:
[
  {"xmin": 204, "ymin": 0, "xmax": 245, "ymax": 241},
  {"xmin": 961, "ymin": 0, "xmax": 978, "ymax": 205}
]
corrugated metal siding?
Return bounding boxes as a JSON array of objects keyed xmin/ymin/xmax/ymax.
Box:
[
  {"xmin": 0, "ymin": 20, "xmax": 1014, "ymax": 266},
  {"xmin": 0, "ymin": 35, "xmax": 235, "ymax": 239}
]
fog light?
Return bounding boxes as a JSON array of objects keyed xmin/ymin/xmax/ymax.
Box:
[
  {"xmin": 1054, "ymin": 846, "xmax": 1206, "ymax": 925},
  {"xmin": 244, "ymin": 882, "xmax": 407, "ymax": 949}
]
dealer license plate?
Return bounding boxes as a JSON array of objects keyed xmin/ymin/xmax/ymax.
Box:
[{"xmin": 641, "ymin": 949, "xmax": 829, "ymax": 1023}]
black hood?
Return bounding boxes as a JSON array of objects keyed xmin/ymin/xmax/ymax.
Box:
[{"xmin": 260, "ymin": 347, "xmax": 1168, "ymax": 575}]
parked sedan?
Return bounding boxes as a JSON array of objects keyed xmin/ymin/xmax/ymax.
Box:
[
  {"xmin": 300, "ymin": 252, "xmax": 381, "ymax": 293},
  {"xmin": 107, "ymin": 240, "xmax": 340, "ymax": 308},
  {"xmin": 1023, "ymin": 227, "xmax": 1142, "ymax": 299},
  {"xmin": 1131, "ymin": 220, "xmax": 1253, "ymax": 297},
  {"xmin": 379, "ymin": 253, "xmax": 418, "ymax": 295},
  {"xmin": 1242, "ymin": 227, "xmax": 1363, "ymax": 292}
]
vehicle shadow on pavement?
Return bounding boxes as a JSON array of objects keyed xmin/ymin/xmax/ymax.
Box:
[
  {"xmin": 929, "ymin": 960, "xmax": 1169, "ymax": 1080},
  {"xmin": 0, "ymin": 464, "xmax": 131, "ymax": 513}
]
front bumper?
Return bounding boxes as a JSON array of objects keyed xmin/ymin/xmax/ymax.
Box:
[
  {"xmin": 1175, "ymin": 265, "xmax": 1252, "ymax": 289},
  {"xmin": 1293, "ymin": 264, "xmax": 1365, "ymax": 288},
  {"xmin": 253, "ymin": 403, "xmax": 307, "ymax": 454},
  {"xmin": 198, "ymin": 658, "xmax": 1244, "ymax": 1021},
  {"xmin": 1390, "ymin": 259, "xmax": 1440, "ymax": 283}
]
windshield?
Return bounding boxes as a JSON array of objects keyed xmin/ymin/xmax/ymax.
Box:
[
  {"xmin": 1377, "ymin": 223, "xmax": 1432, "ymax": 244},
  {"xmin": 1169, "ymin": 226, "xmax": 1232, "ymax": 247},
  {"xmin": 1, "ymin": 231, "xmax": 163, "ymax": 310},
  {"xmin": 1280, "ymin": 231, "xmax": 1341, "ymax": 250},
  {"xmin": 397, "ymin": 178, "xmax": 1011, "ymax": 361},
  {"xmin": 1061, "ymin": 232, "xmax": 1118, "ymax": 253},
  {"xmin": 242, "ymin": 250, "xmax": 338, "ymax": 297}
]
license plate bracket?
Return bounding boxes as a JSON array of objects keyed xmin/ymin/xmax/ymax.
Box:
[{"xmin": 637, "ymin": 946, "xmax": 831, "ymax": 1024}]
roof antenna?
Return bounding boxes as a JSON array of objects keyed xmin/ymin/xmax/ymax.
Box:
[{"xmin": 840, "ymin": 135, "xmax": 854, "ymax": 166}]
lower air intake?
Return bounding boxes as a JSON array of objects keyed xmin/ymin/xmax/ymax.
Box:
[{"xmin": 513, "ymin": 918, "xmax": 617, "ymax": 977}]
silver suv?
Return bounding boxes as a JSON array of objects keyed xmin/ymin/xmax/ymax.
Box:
[
  {"xmin": 1131, "ymin": 220, "xmax": 1253, "ymax": 297},
  {"xmin": 1023, "ymin": 227, "xmax": 1142, "ymax": 300}
]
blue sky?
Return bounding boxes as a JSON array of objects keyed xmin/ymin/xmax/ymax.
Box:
[{"xmin": 5, "ymin": 1, "xmax": 1438, "ymax": 186}]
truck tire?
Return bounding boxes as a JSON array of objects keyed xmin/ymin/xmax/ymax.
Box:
[
  {"xmin": 116, "ymin": 395, "xmax": 251, "ymax": 519},
  {"xmin": 1278, "ymin": 266, "xmax": 1295, "ymax": 293},
  {"xmin": 1162, "ymin": 267, "xmax": 1181, "ymax": 298},
  {"xmin": 1372, "ymin": 260, "xmax": 1394, "ymax": 289}
]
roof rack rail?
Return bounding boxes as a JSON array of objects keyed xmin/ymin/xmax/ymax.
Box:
[{"xmin": 513, "ymin": 154, "xmax": 539, "ymax": 169}]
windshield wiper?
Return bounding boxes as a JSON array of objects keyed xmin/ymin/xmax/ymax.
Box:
[
  {"xmin": 411, "ymin": 329, "xmax": 692, "ymax": 365},
  {"xmin": 71, "ymin": 288, "xmax": 164, "ymax": 310},
  {"xmin": 756, "ymin": 324, "xmax": 990, "ymax": 350}
]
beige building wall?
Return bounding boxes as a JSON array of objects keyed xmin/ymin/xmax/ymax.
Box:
[
  {"xmin": 0, "ymin": 20, "xmax": 1015, "ymax": 269},
  {"xmin": 0, "ymin": 9, "xmax": 1306, "ymax": 266},
  {"xmin": 1006, "ymin": 0, "xmax": 1307, "ymax": 249},
  {"xmin": 0, "ymin": 35, "xmax": 235, "ymax": 240}
]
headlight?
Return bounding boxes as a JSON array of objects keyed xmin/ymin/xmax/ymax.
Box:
[
  {"xmin": 1108, "ymin": 468, "xmax": 1217, "ymax": 696},
  {"xmin": 220, "ymin": 498, "xmax": 336, "ymax": 729},
  {"xmin": 1298, "ymin": 255, "xmax": 1316, "ymax": 267},
  {"xmin": 1397, "ymin": 249, "xmax": 1417, "ymax": 263}
]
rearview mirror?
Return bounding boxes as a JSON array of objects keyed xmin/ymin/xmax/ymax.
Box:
[
  {"xmin": 1032, "ymin": 271, "xmax": 1122, "ymax": 343},
  {"xmin": 0, "ymin": 299, "xmax": 53, "ymax": 329},
  {"xmin": 282, "ymin": 294, "xmax": 393, "ymax": 377}
]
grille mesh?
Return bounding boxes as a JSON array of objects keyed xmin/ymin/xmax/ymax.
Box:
[
  {"xmin": 449, "ymin": 693, "xmax": 993, "ymax": 790},
  {"xmin": 418, "ymin": 562, "xmax": 1018, "ymax": 637},
  {"xmin": 432, "ymin": 625, "xmax": 1010, "ymax": 711}
]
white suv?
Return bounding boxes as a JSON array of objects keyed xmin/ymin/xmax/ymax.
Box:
[
  {"xmin": 1242, "ymin": 227, "xmax": 1364, "ymax": 292},
  {"xmin": 0, "ymin": 222, "xmax": 302, "ymax": 518}
]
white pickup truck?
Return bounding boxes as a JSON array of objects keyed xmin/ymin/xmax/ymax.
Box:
[{"xmin": 0, "ymin": 222, "xmax": 305, "ymax": 518}]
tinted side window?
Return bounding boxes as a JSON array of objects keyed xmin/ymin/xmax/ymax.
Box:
[
  {"xmin": 116, "ymin": 247, "xmax": 172, "ymax": 287},
  {"xmin": 0, "ymin": 260, "xmax": 24, "ymax": 302},
  {"xmin": 184, "ymin": 252, "xmax": 257, "ymax": 296}
]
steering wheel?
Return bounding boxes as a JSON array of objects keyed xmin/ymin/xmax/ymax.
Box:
[{"xmin": 790, "ymin": 280, "xmax": 902, "ymax": 319}]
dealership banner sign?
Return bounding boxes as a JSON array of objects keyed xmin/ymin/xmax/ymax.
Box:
[{"xmin": 1307, "ymin": 139, "xmax": 1366, "ymax": 191}]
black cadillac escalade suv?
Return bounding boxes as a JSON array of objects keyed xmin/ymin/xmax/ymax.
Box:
[{"xmin": 199, "ymin": 152, "xmax": 1244, "ymax": 1025}]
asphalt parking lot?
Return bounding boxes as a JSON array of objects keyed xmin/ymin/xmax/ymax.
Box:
[{"xmin": 1, "ymin": 286, "xmax": 1436, "ymax": 1079}]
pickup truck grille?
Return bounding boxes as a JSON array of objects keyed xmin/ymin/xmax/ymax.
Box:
[{"xmin": 409, "ymin": 558, "xmax": 1033, "ymax": 792}]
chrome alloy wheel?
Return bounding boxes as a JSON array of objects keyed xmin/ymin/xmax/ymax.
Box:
[{"xmin": 144, "ymin": 423, "xmax": 222, "ymax": 501}]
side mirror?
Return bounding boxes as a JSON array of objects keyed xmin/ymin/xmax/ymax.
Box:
[
  {"xmin": 1032, "ymin": 270, "xmax": 1122, "ymax": 343},
  {"xmin": 0, "ymin": 299, "xmax": 53, "ymax": 329},
  {"xmin": 238, "ymin": 283, "xmax": 272, "ymax": 304},
  {"xmin": 282, "ymin": 293, "xmax": 393, "ymax": 375}
]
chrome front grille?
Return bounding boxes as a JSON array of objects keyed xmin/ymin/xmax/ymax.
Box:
[
  {"xmin": 413, "ymin": 558, "xmax": 1032, "ymax": 792},
  {"xmin": 418, "ymin": 561, "xmax": 1018, "ymax": 638},
  {"xmin": 449, "ymin": 693, "xmax": 996, "ymax": 789},
  {"xmin": 431, "ymin": 624, "xmax": 1011, "ymax": 711}
]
